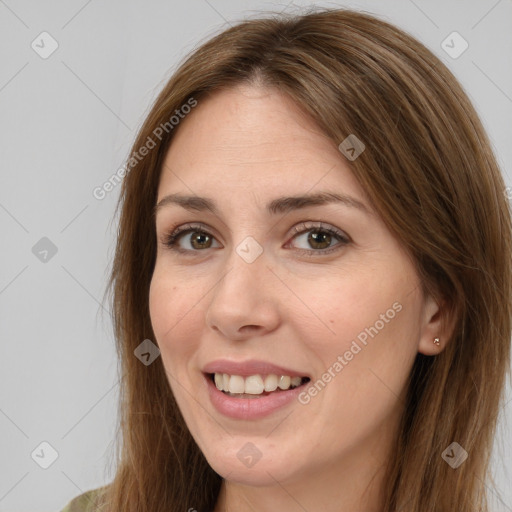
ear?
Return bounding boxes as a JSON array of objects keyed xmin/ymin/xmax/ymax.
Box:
[{"xmin": 418, "ymin": 293, "xmax": 457, "ymax": 356}]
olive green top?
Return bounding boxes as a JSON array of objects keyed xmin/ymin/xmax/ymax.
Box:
[{"xmin": 60, "ymin": 487, "xmax": 107, "ymax": 512}]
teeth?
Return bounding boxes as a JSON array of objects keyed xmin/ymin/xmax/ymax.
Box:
[
  {"xmin": 290, "ymin": 376, "xmax": 302, "ymax": 387},
  {"xmin": 213, "ymin": 373, "xmax": 305, "ymax": 394},
  {"xmin": 228, "ymin": 375, "xmax": 245, "ymax": 394},
  {"xmin": 278, "ymin": 376, "xmax": 291, "ymax": 390},
  {"xmin": 264, "ymin": 374, "xmax": 278, "ymax": 391},
  {"xmin": 244, "ymin": 375, "xmax": 264, "ymax": 394}
]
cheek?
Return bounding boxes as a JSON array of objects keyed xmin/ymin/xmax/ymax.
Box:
[
  {"xmin": 299, "ymin": 271, "xmax": 394, "ymax": 358},
  {"xmin": 148, "ymin": 269, "xmax": 204, "ymax": 368},
  {"xmin": 311, "ymin": 271, "xmax": 420, "ymax": 398}
]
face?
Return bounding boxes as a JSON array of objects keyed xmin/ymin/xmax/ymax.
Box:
[{"xmin": 149, "ymin": 84, "xmax": 437, "ymax": 490}]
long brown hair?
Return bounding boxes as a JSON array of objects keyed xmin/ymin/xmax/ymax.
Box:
[{"xmin": 97, "ymin": 7, "xmax": 512, "ymax": 511}]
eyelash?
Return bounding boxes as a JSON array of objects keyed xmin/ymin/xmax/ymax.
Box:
[{"xmin": 160, "ymin": 221, "xmax": 350, "ymax": 257}]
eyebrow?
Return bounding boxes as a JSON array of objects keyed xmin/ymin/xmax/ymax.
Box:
[
  {"xmin": 153, "ymin": 191, "xmax": 372, "ymax": 217},
  {"xmin": 153, "ymin": 192, "xmax": 371, "ymax": 216}
]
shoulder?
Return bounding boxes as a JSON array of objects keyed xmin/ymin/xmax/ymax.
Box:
[{"xmin": 60, "ymin": 485, "xmax": 109, "ymax": 512}]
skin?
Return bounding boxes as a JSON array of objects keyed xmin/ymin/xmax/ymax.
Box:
[{"xmin": 149, "ymin": 84, "xmax": 453, "ymax": 512}]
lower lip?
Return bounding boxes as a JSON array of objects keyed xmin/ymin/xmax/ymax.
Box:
[{"xmin": 205, "ymin": 373, "xmax": 308, "ymax": 420}]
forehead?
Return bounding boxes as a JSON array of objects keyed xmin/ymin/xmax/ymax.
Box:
[{"xmin": 157, "ymin": 85, "xmax": 368, "ymax": 206}]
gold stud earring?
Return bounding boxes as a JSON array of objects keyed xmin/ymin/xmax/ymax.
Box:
[{"xmin": 434, "ymin": 337, "xmax": 440, "ymax": 346}]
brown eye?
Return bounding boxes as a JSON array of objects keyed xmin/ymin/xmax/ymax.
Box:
[
  {"xmin": 162, "ymin": 225, "xmax": 219, "ymax": 252},
  {"xmin": 306, "ymin": 230, "xmax": 333, "ymax": 250},
  {"xmin": 161, "ymin": 221, "xmax": 350, "ymax": 257},
  {"xmin": 162, "ymin": 224, "xmax": 219, "ymax": 253},
  {"xmin": 289, "ymin": 222, "xmax": 350, "ymax": 256},
  {"xmin": 188, "ymin": 231, "xmax": 213, "ymax": 250}
]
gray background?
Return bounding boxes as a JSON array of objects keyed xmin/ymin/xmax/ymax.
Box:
[{"xmin": 0, "ymin": 0, "xmax": 511, "ymax": 510}]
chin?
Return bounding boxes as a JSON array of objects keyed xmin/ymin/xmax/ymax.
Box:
[
  {"xmin": 204, "ymin": 444, "xmax": 297, "ymax": 487},
  {"xmin": 211, "ymin": 461, "xmax": 291, "ymax": 487}
]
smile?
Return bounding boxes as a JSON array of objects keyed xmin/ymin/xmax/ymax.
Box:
[
  {"xmin": 204, "ymin": 372, "xmax": 311, "ymax": 419},
  {"xmin": 212, "ymin": 372, "xmax": 309, "ymax": 396}
]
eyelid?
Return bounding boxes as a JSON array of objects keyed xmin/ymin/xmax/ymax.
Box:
[
  {"xmin": 289, "ymin": 221, "xmax": 350, "ymax": 242},
  {"xmin": 160, "ymin": 220, "xmax": 350, "ymax": 255},
  {"xmin": 160, "ymin": 222, "xmax": 217, "ymax": 252}
]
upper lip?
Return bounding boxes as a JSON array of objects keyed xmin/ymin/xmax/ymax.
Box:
[{"xmin": 202, "ymin": 359, "xmax": 310, "ymax": 378}]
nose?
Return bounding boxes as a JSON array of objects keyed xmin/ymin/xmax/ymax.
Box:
[{"xmin": 204, "ymin": 242, "xmax": 281, "ymax": 341}]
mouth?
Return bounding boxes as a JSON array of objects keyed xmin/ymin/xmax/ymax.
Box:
[
  {"xmin": 206, "ymin": 372, "xmax": 311, "ymax": 399},
  {"xmin": 204, "ymin": 370, "xmax": 313, "ymax": 419}
]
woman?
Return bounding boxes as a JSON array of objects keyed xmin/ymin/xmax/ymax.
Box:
[{"xmin": 61, "ymin": 7, "xmax": 512, "ymax": 512}]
